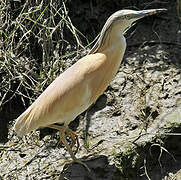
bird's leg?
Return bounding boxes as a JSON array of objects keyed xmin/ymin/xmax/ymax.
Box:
[
  {"xmin": 65, "ymin": 128, "xmax": 79, "ymax": 153},
  {"xmin": 47, "ymin": 124, "xmax": 79, "ymax": 150},
  {"xmin": 47, "ymin": 124, "xmax": 90, "ymax": 171},
  {"xmin": 47, "ymin": 124, "xmax": 64, "ymax": 145},
  {"xmin": 59, "ymin": 128, "xmax": 76, "ymax": 160},
  {"xmin": 47, "ymin": 124, "xmax": 76, "ymax": 156},
  {"xmin": 60, "ymin": 130, "xmax": 90, "ymax": 171}
]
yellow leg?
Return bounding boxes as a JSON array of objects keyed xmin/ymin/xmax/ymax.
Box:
[
  {"xmin": 47, "ymin": 124, "xmax": 79, "ymax": 150},
  {"xmin": 47, "ymin": 124, "xmax": 90, "ymax": 171},
  {"xmin": 65, "ymin": 128, "xmax": 79, "ymax": 153}
]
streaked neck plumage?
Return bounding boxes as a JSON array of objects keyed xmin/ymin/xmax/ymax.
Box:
[
  {"xmin": 98, "ymin": 23, "xmax": 126, "ymax": 57},
  {"xmin": 89, "ymin": 20, "xmax": 127, "ymax": 67}
]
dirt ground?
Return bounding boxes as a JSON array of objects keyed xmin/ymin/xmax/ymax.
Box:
[{"xmin": 0, "ymin": 0, "xmax": 181, "ymax": 179}]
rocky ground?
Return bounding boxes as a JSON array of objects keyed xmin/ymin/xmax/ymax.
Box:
[{"xmin": 0, "ymin": 0, "xmax": 181, "ymax": 179}]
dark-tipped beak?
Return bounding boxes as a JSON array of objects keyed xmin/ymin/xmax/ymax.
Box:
[{"xmin": 133, "ymin": 8, "xmax": 167, "ymax": 19}]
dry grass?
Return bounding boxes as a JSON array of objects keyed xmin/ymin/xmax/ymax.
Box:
[{"xmin": 0, "ymin": 0, "xmax": 90, "ymax": 108}]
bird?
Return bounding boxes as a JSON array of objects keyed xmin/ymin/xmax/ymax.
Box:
[{"xmin": 14, "ymin": 8, "xmax": 166, "ymax": 168}]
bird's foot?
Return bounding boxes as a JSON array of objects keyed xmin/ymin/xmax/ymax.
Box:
[
  {"xmin": 47, "ymin": 124, "xmax": 89, "ymax": 171},
  {"xmin": 47, "ymin": 124, "xmax": 79, "ymax": 152},
  {"xmin": 64, "ymin": 128, "xmax": 79, "ymax": 152}
]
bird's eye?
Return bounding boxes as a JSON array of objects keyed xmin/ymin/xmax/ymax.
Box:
[{"xmin": 125, "ymin": 14, "xmax": 132, "ymax": 19}]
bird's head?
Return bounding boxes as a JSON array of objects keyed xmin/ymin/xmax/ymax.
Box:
[
  {"xmin": 108, "ymin": 9, "xmax": 167, "ymax": 33},
  {"xmin": 89, "ymin": 8, "xmax": 166, "ymax": 54}
]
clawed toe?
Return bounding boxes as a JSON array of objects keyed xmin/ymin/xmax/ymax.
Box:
[{"xmin": 47, "ymin": 124, "xmax": 89, "ymax": 170}]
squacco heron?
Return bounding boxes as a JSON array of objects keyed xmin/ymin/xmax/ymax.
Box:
[{"xmin": 14, "ymin": 9, "xmax": 166, "ymax": 166}]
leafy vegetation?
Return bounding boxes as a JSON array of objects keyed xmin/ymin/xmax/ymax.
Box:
[{"xmin": 0, "ymin": 0, "xmax": 89, "ymax": 108}]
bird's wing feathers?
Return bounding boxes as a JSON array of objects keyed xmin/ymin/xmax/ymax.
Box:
[{"xmin": 14, "ymin": 53, "xmax": 107, "ymax": 136}]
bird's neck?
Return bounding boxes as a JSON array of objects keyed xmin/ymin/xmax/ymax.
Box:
[
  {"xmin": 94, "ymin": 24, "xmax": 127, "ymax": 90},
  {"xmin": 98, "ymin": 24, "xmax": 126, "ymax": 62}
]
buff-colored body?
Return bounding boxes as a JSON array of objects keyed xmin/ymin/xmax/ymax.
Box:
[{"xmin": 14, "ymin": 25, "xmax": 126, "ymax": 136}]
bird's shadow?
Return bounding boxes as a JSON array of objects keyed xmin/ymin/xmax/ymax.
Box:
[
  {"xmin": 60, "ymin": 155, "xmax": 121, "ymax": 180},
  {"xmin": 85, "ymin": 94, "xmax": 107, "ymax": 137}
]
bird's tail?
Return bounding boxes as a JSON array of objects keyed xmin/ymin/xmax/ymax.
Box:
[{"xmin": 14, "ymin": 107, "xmax": 35, "ymax": 137}]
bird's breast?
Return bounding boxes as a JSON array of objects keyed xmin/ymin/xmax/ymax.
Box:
[{"xmin": 88, "ymin": 36, "xmax": 126, "ymax": 103}]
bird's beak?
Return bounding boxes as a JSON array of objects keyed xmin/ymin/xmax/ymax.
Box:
[{"xmin": 133, "ymin": 8, "xmax": 167, "ymax": 19}]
